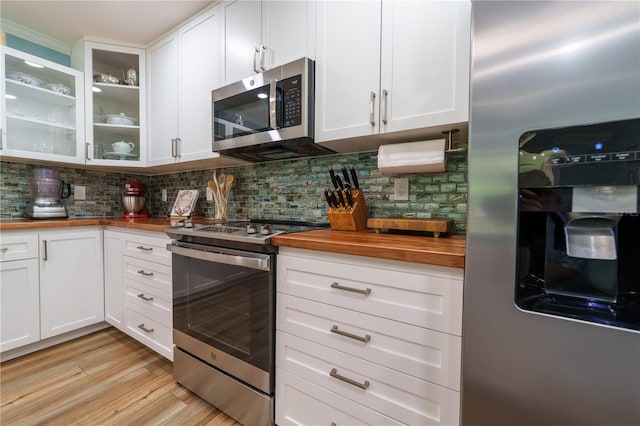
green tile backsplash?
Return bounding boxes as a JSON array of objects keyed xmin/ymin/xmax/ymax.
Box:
[{"xmin": 0, "ymin": 145, "xmax": 467, "ymax": 232}]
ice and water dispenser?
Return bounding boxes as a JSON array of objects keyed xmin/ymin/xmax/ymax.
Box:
[{"xmin": 516, "ymin": 118, "xmax": 640, "ymax": 331}]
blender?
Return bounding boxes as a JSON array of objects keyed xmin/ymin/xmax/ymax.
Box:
[
  {"xmin": 25, "ymin": 168, "xmax": 71, "ymax": 219},
  {"xmin": 121, "ymin": 181, "xmax": 150, "ymax": 218}
]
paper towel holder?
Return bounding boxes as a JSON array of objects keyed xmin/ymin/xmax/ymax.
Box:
[{"xmin": 443, "ymin": 129, "xmax": 463, "ymax": 153}]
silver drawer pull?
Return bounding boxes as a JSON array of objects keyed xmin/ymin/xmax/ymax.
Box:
[
  {"xmin": 136, "ymin": 245, "xmax": 153, "ymax": 251},
  {"xmin": 331, "ymin": 282, "xmax": 371, "ymax": 295},
  {"xmin": 137, "ymin": 270, "xmax": 154, "ymax": 277},
  {"xmin": 0, "ymin": 247, "xmax": 8, "ymax": 252},
  {"xmin": 331, "ymin": 325, "xmax": 370, "ymax": 343},
  {"xmin": 329, "ymin": 368, "xmax": 369, "ymax": 390},
  {"xmin": 331, "ymin": 423, "xmax": 336, "ymax": 426},
  {"xmin": 137, "ymin": 293, "xmax": 153, "ymax": 302},
  {"xmin": 138, "ymin": 324, "xmax": 154, "ymax": 333}
]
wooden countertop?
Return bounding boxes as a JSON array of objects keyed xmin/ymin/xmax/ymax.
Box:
[
  {"xmin": 1, "ymin": 218, "xmax": 466, "ymax": 268},
  {"xmin": 0, "ymin": 217, "xmax": 174, "ymax": 233},
  {"xmin": 272, "ymin": 229, "xmax": 466, "ymax": 268}
]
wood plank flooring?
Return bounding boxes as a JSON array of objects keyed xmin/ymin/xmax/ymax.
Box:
[{"xmin": 0, "ymin": 328, "xmax": 242, "ymax": 425}]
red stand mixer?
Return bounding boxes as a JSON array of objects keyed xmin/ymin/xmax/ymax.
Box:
[{"xmin": 121, "ymin": 181, "xmax": 150, "ymax": 218}]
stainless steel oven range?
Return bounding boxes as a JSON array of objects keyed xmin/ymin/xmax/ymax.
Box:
[{"xmin": 165, "ymin": 220, "xmax": 327, "ymax": 426}]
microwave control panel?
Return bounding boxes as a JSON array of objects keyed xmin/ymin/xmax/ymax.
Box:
[{"xmin": 281, "ymin": 75, "xmax": 302, "ymax": 128}]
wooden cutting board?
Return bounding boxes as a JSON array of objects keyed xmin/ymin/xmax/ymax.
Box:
[{"xmin": 367, "ymin": 218, "xmax": 453, "ymax": 238}]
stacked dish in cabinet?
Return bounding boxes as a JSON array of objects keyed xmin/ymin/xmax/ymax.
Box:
[
  {"xmin": 276, "ymin": 248, "xmax": 464, "ymax": 426},
  {"xmin": 121, "ymin": 232, "xmax": 173, "ymax": 360},
  {"xmin": 1, "ymin": 46, "xmax": 84, "ymax": 162}
]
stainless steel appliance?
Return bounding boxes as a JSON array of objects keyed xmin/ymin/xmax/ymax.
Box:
[
  {"xmin": 212, "ymin": 57, "xmax": 334, "ymax": 162},
  {"xmin": 166, "ymin": 220, "xmax": 328, "ymax": 426},
  {"xmin": 25, "ymin": 168, "xmax": 70, "ymax": 219},
  {"xmin": 464, "ymin": 2, "xmax": 640, "ymax": 425}
]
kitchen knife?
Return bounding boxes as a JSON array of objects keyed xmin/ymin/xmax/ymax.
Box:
[
  {"xmin": 329, "ymin": 191, "xmax": 340, "ymax": 208},
  {"xmin": 329, "ymin": 168, "xmax": 339, "ymax": 189},
  {"xmin": 324, "ymin": 189, "xmax": 335, "ymax": 208},
  {"xmin": 335, "ymin": 190, "xmax": 346, "ymax": 208},
  {"xmin": 341, "ymin": 166, "xmax": 351, "ymax": 186},
  {"xmin": 335, "ymin": 175, "xmax": 344, "ymax": 190},
  {"xmin": 344, "ymin": 189, "xmax": 353, "ymax": 207},
  {"xmin": 349, "ymin": 166, "xmax": 359, "ymax": 189}
]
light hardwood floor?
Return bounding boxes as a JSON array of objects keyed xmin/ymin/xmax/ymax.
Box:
[{"xmin": 0, "ymin": 328, "xmax": 242, "ymax": 425}]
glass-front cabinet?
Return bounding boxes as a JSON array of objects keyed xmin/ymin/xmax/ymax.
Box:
[
  {"xmin": 1, "ymin": 46, "xmax": 85, "ymax": 163},
  {"xmin": 73, "ymin": 41, "xmax": 145, "ymax": 166}
]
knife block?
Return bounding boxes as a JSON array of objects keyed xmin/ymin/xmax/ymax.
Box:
[{"xmin": 327, "ymin": 189, "xmax": 368, "ymax": 231}]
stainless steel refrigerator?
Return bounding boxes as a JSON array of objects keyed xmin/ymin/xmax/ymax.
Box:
[{"xmin": 464, "ymin": 2, "xmax": 640, "ymax": 425}]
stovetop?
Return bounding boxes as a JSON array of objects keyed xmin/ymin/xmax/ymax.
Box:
[{"xmin": 165, "ymin": 219, "xmax": 329, "ymax": 248}]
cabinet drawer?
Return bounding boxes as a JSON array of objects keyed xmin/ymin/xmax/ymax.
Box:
[
  {"xmin": 277, "ymin": 331, "xmax": 460, "ymax": 426},
  {"xmin": 0, "ymin": 233, "xmax": 38, "ymax": 262},
  {"xmin": 125, "ymin": 306, "xmax": 172, "ymax": 360},
  {"xmin": 276, "ymin": 368, "xmax": 403, "ymax": 426},
  {"xmin": 278, "ymin": 252, "xmax": 463, "ymax": 335},
  {"xmin": 277, "ymin": 293, "xmax": 461, "ymax": 391},
  {"xmin": 122, "ymin": 233, "xmax": 171, "ymax": 264},
  {"xmin": 123, "ymin": 256, "xmax": 171, "ymax": 293},
  {"xmin": 125, "ymin": 279, "xmax": 171, "ymax": 323}
]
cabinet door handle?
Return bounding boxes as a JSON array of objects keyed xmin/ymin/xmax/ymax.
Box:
[
  {"xmin": 330, "ymin": 325, "xmax": 371, "ymax": 343},
  {"xmin": 381, "ymin": 89, "xmax": 388, "ymax": 125},
  {"xmin": 171, "ymin": 138, "xmax": 177, "ymax": 158},
  {"xmin": 369, "ymin": 92, "xmax": 376, "ymax": 126},
  {"xmin": 137, "ymin": 293, "xmax": 154, "ymax": 302},
  {"xmin": 259, "ymin": 45, "xmax": 266, "ymax": 71},
  {"xmin": 329, "ymin": 368, "xmax": 369, "ymax": 390},
  {"xmin": 137, "ymin": 270, "xmax": 154, "ymax": 277},
  {"xmin": 42, "ymin": 240, "xmax": 48, "ymax": 261},
  {"xmin": 331, "ymin": 282, "xmax": 371, "ymax": 295},
  {"xmin": 175, "ymin": 137, "xmax": 181, "ymax": 157},
  {"xmin": 253, "ymin": 46, "xmax": 260, "ymax": 73},
  {"xmin": 136, "ymin": 245, "xmax": 153, "ymax": 251},
  {"xmin": 85, "ymin": 142, "xmax": 91, "ymax": 161},
  {"xmin": 0, "ymin": 247, "xmax": 8, "ymax": 253},
  {"xmin": 138, "ymin": 324, "xmax": 154, "ymax": 333}
]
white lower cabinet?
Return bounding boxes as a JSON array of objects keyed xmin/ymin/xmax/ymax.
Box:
[
  {"xmin": 276, "ymin": 247, "xmax": 464, "ymax": 426},
  {"xmin": 0, "ymin": 232, "xmax": 40, "ymax": 351},
  {"xmin": 0, "ymin": 228, "xmax": 103, "ymax": 356},
  {"xmin": 103, "ymin": 228, "xmax": 173, "ymax": 360},
  {"xmin": 39, "ymin": 229, "xmax": 104, "ymax": 339}
]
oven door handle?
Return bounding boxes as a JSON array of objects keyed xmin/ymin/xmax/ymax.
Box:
[{"xmin": 167, "ymin": 244, "xmax": 271, "ymax": 271}]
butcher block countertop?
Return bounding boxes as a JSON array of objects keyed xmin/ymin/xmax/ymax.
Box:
[
  {"xmin": 272, "ymin": 228, "xmax": 466, "ymax": 268},
  {"xmin": 0, "ymin": 218, "xmax": 466, "ymax": 268},
  {"xmin": 0, "ymin": 217, "xmax": 174, "ymax": 233}
]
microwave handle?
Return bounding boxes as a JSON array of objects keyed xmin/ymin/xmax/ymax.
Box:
[{"xmin": 269, "ymin": 79, "xmax": 278, "ymax": 130}]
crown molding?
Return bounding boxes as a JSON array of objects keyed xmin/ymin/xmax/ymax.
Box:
[{"xmin": 1, "ymin": 19, "xmax": 71, "ymax": 55}]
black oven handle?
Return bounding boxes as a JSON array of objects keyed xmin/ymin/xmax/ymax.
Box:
[{"xmin": 167, "ymin": 243, "xmax": 271, "ymax": 272}]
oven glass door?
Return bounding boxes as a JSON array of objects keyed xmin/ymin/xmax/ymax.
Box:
[{"xmin": 172, "ymin": 246, "xmax": 274, "ymax": 373}]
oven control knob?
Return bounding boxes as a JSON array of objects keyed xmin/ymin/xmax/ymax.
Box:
[
  {"xmin": 246, "ymin": 224, "xmax": 258, "ymax": 234},
  {"xmin": 260, "ymin": 224, "xmax": 272, "ymax": 235}
]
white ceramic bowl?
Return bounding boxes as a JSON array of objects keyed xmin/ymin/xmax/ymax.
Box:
[
  {"xmin": 105, "ymin": 113, "xmax": 137, "ymax": 126},
  {"xmin": 8, "ymin": 72, "xmax": 43, "ymax": 87},
  {"xmin": 46, "ymin": 83, "xmax": 71, "ymax": 95}
]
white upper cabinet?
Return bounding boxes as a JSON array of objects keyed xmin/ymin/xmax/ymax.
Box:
[
  {"xmin": 146, "ymin": 32, "xmax": 180, "ymax": 165},
  {"xmin": 1, "ymin": 46, "xmax": 85, "ymax": 164},
  {"xmin": 71, "ymin": 41, "xmax": 146, "ymax": 167},
  {"xmin": 315, "ymin": 0, "xmax": 471, "ymax": 144},
  {"xmin": 220, "ymin": 0, "xmax": 316, "ymax": 85},
  {"xmin": 148, "ymin": 5, "xmax": 242, "ymax": 167}
]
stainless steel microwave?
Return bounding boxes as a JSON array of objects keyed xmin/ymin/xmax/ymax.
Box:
[{"xmin": 211, "ymin": 57, "xmax": 334, "ymax": 162}]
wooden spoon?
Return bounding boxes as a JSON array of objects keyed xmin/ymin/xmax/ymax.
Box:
[{"xmin": 224, "ymin": 175, "xmax": 234, "ymax": 195}]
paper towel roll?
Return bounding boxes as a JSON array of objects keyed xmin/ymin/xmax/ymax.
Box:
[{"xmin": 377, "ymin": 139, "xmax": 446, "ymax": 174}]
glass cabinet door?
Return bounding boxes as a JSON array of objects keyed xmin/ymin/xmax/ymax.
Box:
[
  {"xmin": 85, "ymin": 44, "xmax": 144, "ymax": 165},
  {"xmin": 1, "ymin": 46, "xmax": 84, "ymax": 163}
]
